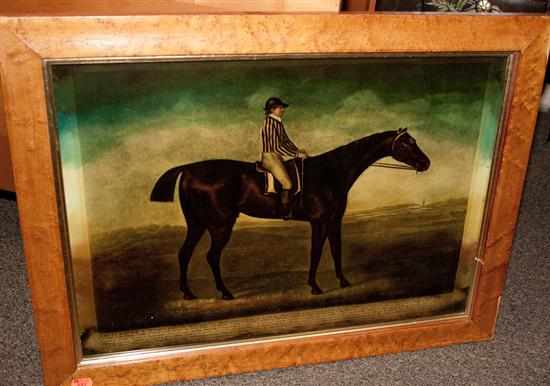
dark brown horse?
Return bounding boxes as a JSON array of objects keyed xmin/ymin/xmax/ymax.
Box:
[{"xmin": 150, "ymin": 128, "xmax": 430, "ymax": 300}]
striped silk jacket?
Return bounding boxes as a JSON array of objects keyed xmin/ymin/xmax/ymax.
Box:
[{"xmin": 260, "ymin": 114, "xmax": 300, "ymax": 158}]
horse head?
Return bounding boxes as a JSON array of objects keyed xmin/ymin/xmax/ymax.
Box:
[{"xmin": 390, "ymin": 128, "xmax": 430, "ymax": 172}]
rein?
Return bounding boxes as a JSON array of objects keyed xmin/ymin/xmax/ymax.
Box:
[{"xmin": 371, "ymin": 162, "xmax": 415, "ymax": 170}]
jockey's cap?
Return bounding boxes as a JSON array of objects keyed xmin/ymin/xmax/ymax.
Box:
[{"xmin": 264, "ymin": 97, "xmax": 289, "ymax": 113}]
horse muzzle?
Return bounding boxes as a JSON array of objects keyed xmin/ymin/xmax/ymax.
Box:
[{"xmin": 416, "ymin": 159, "xmax": 430, "ymax": 173}]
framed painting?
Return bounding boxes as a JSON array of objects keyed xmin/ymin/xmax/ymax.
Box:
[{"xmin": 0, "ymin": 13, "xmax": 547, "ymax": 386}]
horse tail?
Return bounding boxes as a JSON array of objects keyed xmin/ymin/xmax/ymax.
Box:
[{"xmin": 150, "ymin": 165, "xmax": 187, "ymax": 202}]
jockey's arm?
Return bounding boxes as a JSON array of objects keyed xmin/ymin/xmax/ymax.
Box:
[{"xmin": 279, "ymin": 126, "xmax": 304, "ymax": 158}]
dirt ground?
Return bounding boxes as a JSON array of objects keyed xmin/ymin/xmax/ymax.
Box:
[{"xmin": 90, "ymin": 199, "xmax": 467, "ymax": 334}]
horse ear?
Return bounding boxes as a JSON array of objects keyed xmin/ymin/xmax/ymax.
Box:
[{"xmin": 397, "ymin": 127, "xmax": 403, "ymax": 133}]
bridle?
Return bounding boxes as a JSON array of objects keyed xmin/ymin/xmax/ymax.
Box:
[
  {"xmin": 391, "ymin": 130, "xmax": 408, "ymax": 154},
  {"xmin": 372, "ymin": 130, "xmax": 416, "ymax": 171}
]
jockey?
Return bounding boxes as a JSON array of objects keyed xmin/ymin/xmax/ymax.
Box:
[{"xmin": 260, "ymin": 97, "xmax": 308, "ymax": 218}]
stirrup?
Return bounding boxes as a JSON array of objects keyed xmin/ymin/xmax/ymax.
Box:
[
  {"xmin": 282, "ymin": 210, "xmax": 293, "ymax": 220},
  {"xmin": 279, "ymin": 205, "xmax": 291, "ymax": 219},
  {"xmin": 280, "ymin": 190, "xmax": 292, "ymax": 219}
]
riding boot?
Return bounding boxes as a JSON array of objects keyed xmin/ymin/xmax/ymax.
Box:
[{"xmin": 280, "ymin": 189, "xmax": 292, "ymax": 220}]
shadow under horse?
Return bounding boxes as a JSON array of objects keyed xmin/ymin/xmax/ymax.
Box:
[{"xmin": 150, "ymin": 128, "xmax": 430, "ymax": 300}]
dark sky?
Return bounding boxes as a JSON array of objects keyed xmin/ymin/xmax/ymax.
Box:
[{"xmin": 54, "ymin": 57, "xmax": 505, "ymax": 166}]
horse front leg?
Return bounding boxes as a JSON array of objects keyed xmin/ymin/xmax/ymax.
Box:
[
  {"xmin": 309, "ymin": 221, "xmax": 328, "ymax": 295},
  {"xmin": 328, "ymin": 219, "xmax": 350, "ymax": 288}
]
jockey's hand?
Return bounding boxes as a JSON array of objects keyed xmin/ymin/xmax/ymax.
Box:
[{"xmin": 298, "ymin": 149, "xmax": 309, "ymax": 159}]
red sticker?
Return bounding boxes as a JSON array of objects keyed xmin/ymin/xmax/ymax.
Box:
[{"xmin": 71, "ymin": 378, "xmax": 93, "ymax": 386}]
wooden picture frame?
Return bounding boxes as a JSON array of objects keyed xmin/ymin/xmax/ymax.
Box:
[
  {"xmin": 0, "ymin": 80, "xmax": 14, "ymax": 191},
  {"xmin": 0, "ymin": 14, "xmax": 547, "ymax": 386},
  {"xmin": 0, "ymin": 1, "xmax": 343, "ymax": 16}
]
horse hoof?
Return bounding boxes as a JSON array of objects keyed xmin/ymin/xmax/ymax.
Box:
[
  {"xmin": 183, "ymin": 292, "xmax": 197, "ymax": 300},
  {"xmin": 222, "ymin": 292, "xmax": 235, "ymax": 300},
  {"xmin": 340, "ymin": 279, "xmax": 351, "ymax": 288},
  {"xmin": 311, "ymin": 287, "xmax": 323, "ymax": 295}
]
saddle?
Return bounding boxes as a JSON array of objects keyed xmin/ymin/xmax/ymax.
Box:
[{"xmin": 255, "ymin": 158, "xmax": 303, "ymax": 195}]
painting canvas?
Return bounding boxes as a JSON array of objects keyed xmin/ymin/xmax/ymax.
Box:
[{"xmin": 48, "ymin": 55, "xmax": 508, "ymax": 357}]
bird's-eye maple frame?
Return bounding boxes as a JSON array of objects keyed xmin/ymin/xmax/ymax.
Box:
[{"xmin": 0, "ymin": 13, "xmax": 548, "ymax": 386}]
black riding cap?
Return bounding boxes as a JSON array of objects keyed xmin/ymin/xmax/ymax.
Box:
[{"xmin": 264, "ymin": 97, "xmax": 289, "ymax": 112}]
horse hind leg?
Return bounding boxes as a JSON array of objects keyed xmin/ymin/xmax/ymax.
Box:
[
  {"xmin": 206, "ymin": 223, "xmax": 235, "ymax": 300},
  {"xmin": 178, "ymin": 224, "xmax": 206, "ymax": 300}
]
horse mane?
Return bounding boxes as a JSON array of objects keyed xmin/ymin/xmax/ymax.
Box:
[{"xmin": 311, "ymin": 130, "xmax": 396, "ymax": 163}]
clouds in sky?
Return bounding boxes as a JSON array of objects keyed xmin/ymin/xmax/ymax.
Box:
[{"xmin": 54, "ymin": 58, "xmax": 504, "ymax": 234}]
